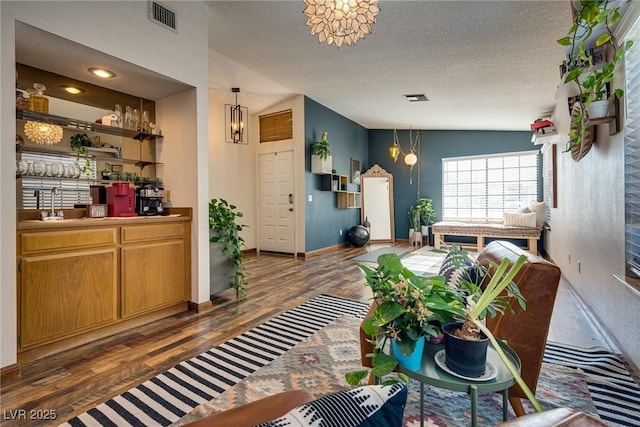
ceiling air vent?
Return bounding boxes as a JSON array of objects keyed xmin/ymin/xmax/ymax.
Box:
[
  {"xmin": 149, "ymin": 1, "xmax": 177, "ymax": 33},
  {"xmin": 404, "ymin": 94, "xmax": 428, "ymax": 102}
]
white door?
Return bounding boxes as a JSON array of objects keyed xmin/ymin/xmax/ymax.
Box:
[
  {"xmin": 258, "ymin": 151, "xmax": 295, "ymax": 254},
  {"xmin": 363, "ymin": 176, "xmax": 392, "ymax": 241}
]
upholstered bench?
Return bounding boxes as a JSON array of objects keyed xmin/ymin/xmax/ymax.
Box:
[{"xmin": 432, "ymin": 221, "xmax": 541, "ymax": 254}]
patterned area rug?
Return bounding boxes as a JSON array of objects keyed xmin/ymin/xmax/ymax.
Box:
[{"xmin": 175, "ymin": 316, "xmax": 600, "ymax": 427}]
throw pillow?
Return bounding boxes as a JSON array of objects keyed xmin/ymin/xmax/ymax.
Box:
[
  {"xmin": 503, "ymin": 211, "xmax": 537, "ymax": 228},
  {"xmin": 438, "ymin": 246, "xmax": 477, "ymax": 288},
  {"xmin": 255, "ymin": 383, "xmax": 408, "ymax": 427},
  {"xmin": 528, "ymin": 200, "xmax": 546, "ymax": 228},
  {"xmin": 516, "ymin": 206, "xmax": 531, "ymax": 214}
]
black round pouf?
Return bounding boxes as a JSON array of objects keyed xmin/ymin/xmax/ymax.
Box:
[{"xmin": 347, "ymin": 225, "xmax": 370, "ymax": 247}]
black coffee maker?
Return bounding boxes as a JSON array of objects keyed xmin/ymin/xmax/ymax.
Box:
[{"xmin": 136, "ymin": 185, "xmax": 166, "ymax": 216}]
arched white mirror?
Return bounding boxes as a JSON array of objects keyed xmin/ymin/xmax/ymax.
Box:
[{"xmin": 361, "ymin": 164, "xmax": 395, "ymax": 242}]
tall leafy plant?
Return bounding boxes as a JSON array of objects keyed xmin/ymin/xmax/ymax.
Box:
[
  {"xmin": 209, "ymin": 198, "xmax": 248, "ymax": 297},
  {"xmin": 310, "ymin": 131, "xmax": 331, "ymax": 160}
]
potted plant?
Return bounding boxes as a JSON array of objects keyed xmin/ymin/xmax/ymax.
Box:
[
  {"xmin": 440, "ymin": 246, "xmax": 543, "ymax": 412},
  {"xmin": 311, "ymin": 131, "xmax": 331, "ymax": 160},
  {"xmin": 209, "ymin": 198, "xmax": 248, "ymax": 297},
  {"xmin": 310, "ymin": 131, "xmax": 332, "ymax": 174},
  {"xmin": 407, "ymin": 205, "xmax": 421, "ymax": 241},
  {"xmin": 345, "ymin": 253, "xmax": 465, "ymax": 385},
  {"xmin": 557, "ymin": 0, "xmax": 634, "ymax": 153},
  {"xmin": 70, "ymin": 132, "xmax": 95, "ymax": 174},
  {"xmin": 415, "ymin": 198, "xmax": 436, "ymax": 244}
]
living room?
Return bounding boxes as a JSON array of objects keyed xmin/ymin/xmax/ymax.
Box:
[{"xmin": 1, "ymin": 1, "xmax": 640, "ymax": 425}]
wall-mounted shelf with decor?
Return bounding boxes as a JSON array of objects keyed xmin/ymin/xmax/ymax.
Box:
[
  {"xmin": 585, "ymin": 95, "xmax": 620, "ymax": 136},
  {"xmin": 311, "ymin": 154, "xmax": 332, "ymax": 174},
  {"xmin": 320, "ymin": 174, "xmax": 360, "ymax": 208}
]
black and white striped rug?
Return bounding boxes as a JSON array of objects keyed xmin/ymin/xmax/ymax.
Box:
[
  {"xmin": 61, "ymin": 294, "xmax": 370, "ymax": 427},
  {"xmin": 543, "ymin": 342, "xmax": 640, "ymax": 426},
  {"xmin": 62, "ymin": 295, "xmax": 640, "ymax": 427}
]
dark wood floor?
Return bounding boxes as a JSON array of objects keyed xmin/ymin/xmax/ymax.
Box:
[{"xmin": 0, "ymin": 242, "xmax": 410, "ymax": 426}]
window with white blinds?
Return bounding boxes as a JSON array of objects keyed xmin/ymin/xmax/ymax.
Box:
[
  {"xmin": 19, "ymin": 152, "xmax": 96, "ymax": 210},
  {"xmin": 624, "ymin": 16, "xmax": 640, "ymax": 277},
  {"xmin": 442, "ymin": 151, "xmax": 539, "ymax": 222}
]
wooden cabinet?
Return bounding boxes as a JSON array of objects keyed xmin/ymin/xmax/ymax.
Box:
[
  {"xmin": 120, "ymin": 224, "xmax": 188, "ymax": 317},
  {"xmin": 18, "ymin": 228, "xmax": 118, "ymax": 349},
  {"xmin": 17, "ymin": 216, "xmax": 191, "ymax": 353}
]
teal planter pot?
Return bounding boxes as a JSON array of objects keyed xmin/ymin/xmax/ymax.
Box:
[{"xmin": 392, "ymin": 336, "xmax": 425, "ymax": 371}]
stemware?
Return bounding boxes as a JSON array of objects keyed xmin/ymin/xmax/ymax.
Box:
[
  {"xmin": 114, "ymin": 104, "xmax": 122, "ymax": 128},
  {"xmin": 142, "ymin": 111, "xmax": 149, "ymax": 133},
  {"xmin": 124, "ymin": 106, "xmax": 133, "ymax": 130},
  {"xmin": 132, "ymin": 109, "xmax": 140, "ymax": 131}
]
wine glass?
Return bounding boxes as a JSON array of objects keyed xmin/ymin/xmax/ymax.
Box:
[
  {"xmin": 142, "ymin": 111, "xmax": 149, "ymax": 133},
  {"xmin": 114, "ymin": 104, "xmax": 122, "ymax": 128},
  {"xmin": 124, "ymin": 106, "xmax": 133, "ymax": 130},
  {"xmin": 132, "ymin": 109, "xmax": 139, "ymax": 131}
]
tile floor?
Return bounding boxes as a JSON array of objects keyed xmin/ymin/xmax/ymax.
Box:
[{"xmin": 548, "ymin": 279, "xmax": 620, "ymax": 352}]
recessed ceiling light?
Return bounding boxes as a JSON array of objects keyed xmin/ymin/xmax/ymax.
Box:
[
  {"xmin": 88, "ymin": 67, "xmax": 116, "ymax": 79},
  {"xmin": 59, "ymin": 85, "xmax": 85, "ymax": 95}
]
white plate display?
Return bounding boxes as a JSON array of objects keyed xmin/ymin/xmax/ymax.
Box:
[{"xmin": 434, "ymin": 349, "xmax": 498, "ymax": 381}]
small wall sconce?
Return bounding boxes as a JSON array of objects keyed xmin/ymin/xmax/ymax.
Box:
[{"xmin": 225, "ymin": 88, "xmax": 248, "ymax": 144}]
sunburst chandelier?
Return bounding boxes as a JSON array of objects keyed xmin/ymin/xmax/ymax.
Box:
[
  {"xmin": 23, "ymin": 121, "xmax": 63, "ymax": 145},
  {"xmin": 302, "ymin": 0, "xmax": 380, "ymax": 48}
]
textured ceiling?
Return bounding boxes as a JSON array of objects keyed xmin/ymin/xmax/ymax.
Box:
[{"xmin": 206, "ymin": 1, "xmax": 574, "ymax": 131}]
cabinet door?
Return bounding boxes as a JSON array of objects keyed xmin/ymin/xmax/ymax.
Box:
[
  {"xmin": 20, "ymin": 249, "xmax": 118, "ymax": 349},
  {"xmin": 121, "ymin": 240, "xmax": 187, "ymax": 317}
]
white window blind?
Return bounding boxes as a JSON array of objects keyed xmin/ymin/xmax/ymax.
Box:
[
  {"xmin": 624, "ymin": 16, "xmax": 640, "ymax": 276},
  {"xmin": 442, "ymin": 151, "xmax": 539, "ymax": 222},
  {"xmin": 19, "ymin": 152, "xmax": 95, "ymax": 210}
]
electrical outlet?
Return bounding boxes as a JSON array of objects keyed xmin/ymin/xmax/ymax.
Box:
[
  {"xmin": 339, "ymin": 229, "xmax": 343, "ymax": 236},
  {"xmin": 308, "ymin": 194, "xmax": 312, "ymax": 202}
]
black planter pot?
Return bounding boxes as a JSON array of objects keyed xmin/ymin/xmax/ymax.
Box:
[{"xmin": 442, "ymin": 322, "xmax": 489, "ymax": 378}]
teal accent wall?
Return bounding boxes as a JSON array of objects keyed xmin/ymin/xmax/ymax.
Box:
[
  {"xmin": 367, "ymin": 130, "xmax": 539, "ymax": 239},
  {"xmin": 304, "ymin": 97, "xmax": 369, "ymax": 251}
]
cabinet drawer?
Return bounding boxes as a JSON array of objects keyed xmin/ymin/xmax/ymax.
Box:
[
  {"xmin": 21, "ymin": 228, "xmax": 117, "ymax": 255},
  {"xmin": 121, "ymin": 223, "xmax": 184, "ymax": 243}
]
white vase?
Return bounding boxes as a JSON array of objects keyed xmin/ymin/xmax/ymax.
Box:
[{"xmin": 587, "ymin": 100, "xmax": 609, "ymax": 119}]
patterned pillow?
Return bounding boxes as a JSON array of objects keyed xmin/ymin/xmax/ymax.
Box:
[
  {"xmin": 438, "ymin": 246, "xmax": 477, "ymax": 287},
  {"xmin": 255, "ymin": 384, "xmax": 407, "ymax": 427}
]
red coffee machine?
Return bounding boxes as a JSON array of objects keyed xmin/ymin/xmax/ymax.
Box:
[{"xmin": 107, "ymin": 182, "xmax": 138, "ymax": 217}]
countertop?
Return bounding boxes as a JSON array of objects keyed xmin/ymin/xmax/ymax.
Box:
[{"xmin": 17, "ymin": 207, "xmax": 192, "ymax": 230}]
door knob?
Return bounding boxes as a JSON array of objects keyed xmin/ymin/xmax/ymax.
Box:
[{"xmin": 289, "ymin": 207, "xmax": 294, "ymax": 212}]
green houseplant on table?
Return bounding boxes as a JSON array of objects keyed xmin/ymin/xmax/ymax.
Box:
[
  {"xmin": 346, "ymin": 253, "xmax": 466, "ymax": 386},
  {"xmin": 347, "ymin": 247, "xmax": 543, "ymax": 412},
  {"xmin": 209, "ymin": 198, "xmax": 248, "ymax": 297},
  {"xmin": 557, "ymin": 0, "xmax": 633, "ymax": 156}
]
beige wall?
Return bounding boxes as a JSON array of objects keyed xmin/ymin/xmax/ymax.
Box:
[
  {"xmin": 544, "ymin": 8, "xmax": 640, "ymax": 368},
  {"xmin": 0, "ymin": 1, "xmax": 209, "ymax": 368}
]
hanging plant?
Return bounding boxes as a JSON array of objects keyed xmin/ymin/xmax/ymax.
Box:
[
  {"xmin": 70, "ymin": 133, "xmax": 95, "ymax": 174},
  {"xmin": 557, "ymin": 0, "xmax": 633, "ymax": 154}
]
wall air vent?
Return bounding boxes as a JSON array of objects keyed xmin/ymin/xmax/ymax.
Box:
[
  {"xmin": 404, "ymin": 94, "xmax": 428, "ymax": 102},
  {"xmin": 149, "ymin": 1, "xmax": 178, "ymax": 33}
]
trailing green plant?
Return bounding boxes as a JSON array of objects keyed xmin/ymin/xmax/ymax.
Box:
[
  {"xmin": 557, "ymin": 0, "xmax": 633, "ymax": 152},
  {"xmin": 209, "ymin": 198, "xmax": 248, "ymax": 297},
  {"xmin": 70, "ymin": 133, "xmax": 95, "ymax": 174},
  {"xmin": 345, "ymin": 253, "xmax": 465, "ymax": 386},
  {"xmin": 310, "ymin": 131, "xmax": 331, "ymax": 160},
  {"xmin": 415, "ymin": 198, "xmax": 436, "ymax": 226}
]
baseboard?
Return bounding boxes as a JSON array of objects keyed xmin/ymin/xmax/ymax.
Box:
[
  {"xmin": 304, "ymin": 244, "xmax": 346, "ymax": 257},
  {"xmin": 0, "ymin": 363, "xmax": 21, "ymax": 385},
  {"xmin": 188, "ymin": 299, "xmax": 213, "ymax": 313}
]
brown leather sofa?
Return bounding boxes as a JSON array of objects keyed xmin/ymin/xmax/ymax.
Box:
[
  {"xmin": 359, "ymin": 240, "xmax": 561, "ymax": 416},
  {"xmin": 478, "ymin": 240, "xmax": 561, "ymax": 416}
]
